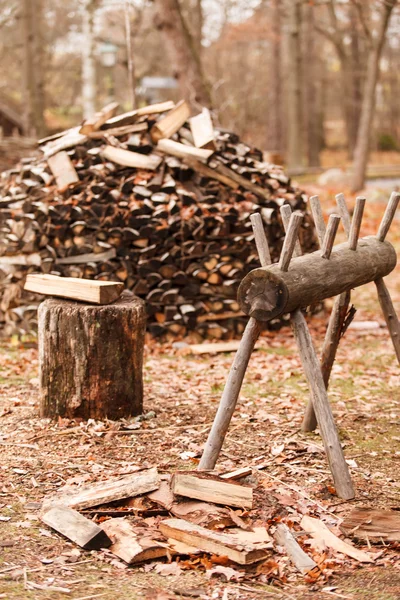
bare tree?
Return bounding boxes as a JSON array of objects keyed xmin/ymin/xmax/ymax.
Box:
[
  {"xmin": 82, "ymin": 0, "xmax": 99, "ymax": 119},
  {"xmin": 153, "ymin": 0, "xmax": 212, "ymax": 110},
  {"xmin": 351, "ymin": 0, "xmax": 398, "ymax": 191},
  {"xmin": 268, "ymin": 0, "xmax": 284, "ymax": 153}
]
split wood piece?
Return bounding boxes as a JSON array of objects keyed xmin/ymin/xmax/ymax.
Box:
[
  {"xmin": 25, "ymin": 273, "xmax": 123, "ymax": 304},
  {"xmin": 38, "ymin": 291, "xmax": 146, "ymax": 420},
  {"xmin": 41, "ymin": 128, "xmax": 87, "ymax": 157},
  {"xmin": 0, "ymin": 253, "xmax": 41, "ymax": 266},
  {"xmin": 274, "ymin": 523, "xmax": 317, "ymax": 574},
  {"xmin": 55, "ymin": 248, "xmax": 117, "ymax": 265},
  {"xmin": 375, "ymin": 192, "xmax": 400, "ymax": 364},
  {"xmin": 159, "ymin": 519, "xmax": 271, "ymax": 565},
  {"xmin": 189, "ymin": 108, "xmax": 216, "ymax": 149},
  {"xmin": 157, "ymin": 138, "xmax": 214, "ymax": 162},
  {"xmin": 101, "ymin": 518, "xmax": 168, "ymax": 564},
  {"xmin": 280, "ymin": 204, "xmax": 302, "ymax": 257},
  {"xmin": 101, "ymin": 145, "xmax": 162, "ymax": 170},
  {"xmin": 40, "ymin": 505, "xmax": 112, "ymax": 550},
  {"xmin": 301, "ymin": 516, "xmax": 373, "ymax": 562},
  {"xmin": 210, "ymin": 160, "xmax": 271, "ymax": 203},
  {"xmin": 147, "ymin": 478, "xmax": 174, "ymax": 511},
  {"xmin": 220, "ymin": 467, "xmax": 252, "ymax": 481},
  {"xmin": 239, "ymin": 237, "xmax": 396, "ymax": 322},
  {"xmin": 302, "ymin": 290, "xmax": 351, "ymax": 432},
  {"xmin": 291, "ymin": 310, "xmax": 355, "ymax": 499},
  {"xmin": 88, "ymin": 122, "xmax": 148, "ymax": 139},
  {"xmin": 309, "ymin": 196, "xmax": 326, "ymax": 246},
  {"xmin": 348, "ymin": 196, "xmax": 366, "ymax": 250},
  {"xmin": 250, "ymin": 213, "xmax": 271, "ymax": 266},
  {"xmin": 46, "ymin": 468, "xmax": 160, "ymax": 511},
  {"xmin": 189, "ymin": 339, "xmax": 262, "ymax": 355},
  {"xmin": 321, "ymin": 214, "xmax": 341, "ymax": 259},
  {"xmin": 340, "ymin": 508, "xmax": 400, "ymax": 542},
  {"xmin": 151, "ymin": 100, "xmax": 190, "ymax": 142},
  {"xmin": 172, "ymin": 473, "xmax": 253, "ymax": 508},
  {"xmin": 102, "ymin": 100, "xmax": 175, "ymax": 129},
  {"xmin": 198, "ymin": 317, "xmax": 263, "ymax": 470},
  {"xmin": 336, "ymin": 193, "xmax": 351, "ymax": 236},
  {"xmin": 80, "ymin": 102, "xmax": 120, "ymax": 135},
  {"xmin": 47, "ymin": 151, "xmax": 79, "ymax": 192},
  {"xmin": 170, "ymin": 499, "xmax": 235, "ymax": 529},
  {"xmin": 278, "ymin": 212, "xmax": 303, "ymax": 271},
  {"xmin": 183, "ymin": 158, "xmax": 238, "ymax": 189}
]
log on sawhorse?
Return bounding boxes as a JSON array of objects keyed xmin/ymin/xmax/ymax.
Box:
[{"xmin": 198, "ymin": 192, "xmax": 400, "ymax": 501}]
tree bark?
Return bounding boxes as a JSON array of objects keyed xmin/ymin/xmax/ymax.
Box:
[
  {"xmin": 22, "ymin": 0, "xmax": 46, "ymax": 137},
  {"xmin": 350, "ymin": 0, "xmax": 397, "ymax": 192},
  {"xmin": 153, "ymin": 0, "xmax": 212, "ymax": 111},
  {"xmin": 284, "ymin": 0, "xmax": 304, "ymax": 171},
  {"xmin": 38, "ymin": 291, "xmax": 146, "ymax": 420}
]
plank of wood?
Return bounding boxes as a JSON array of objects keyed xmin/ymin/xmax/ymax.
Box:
[
  {"xmin": 101, "ymin": 145, "xmax": 162, "ymax": 170},
  {"xmin": 80, "ymin": 102, "xmax": 120, "ymax": 135},
  {"xmin": 47, "ymin": 151, "xmax": 79, "ymax": 192},
  {"xmin": 101, "ymin": 518, "xmax": 168, "ymax": 564},
  {"xmin": 24, "ymin": 274, "xmax": 123, "ymax": 305},
  {"xmin": 159, "ymin": 518, "xmax": 270, "ymax": 565},
  {"xmin": 301, "ymin": 516, "xmax": 374, "ymax": 563},
  {"xmin": 102, "ymin": 101, "xmax": 175, "ymax": 129},
  {"xmin": 45, "ymin": 468, "xmax": 160, "ymax": 511},
  {"xmin": 151, "ymin": 100, "xmax": 191, "ymax": 142},
  {"xmin": 172, "ymin": 473, "xmax": 253, "ymax": 509},
  {"xmin": 188, "ymin": 340, "xmax": 262, "ymax": 355},
  {"xmin": 340, "ymin": 508, "xmax": 400, "ymax": 542},
  {"xmin": 220, "ymin": 467, "xmax": 252, "ymax": 481},
  {"xmin": 189, "ymin": 108, "xmax": 216, "ymax": 149},
  {"xmin": 40, "ymin": 505, "xmax": 112, "ymax": 550},
  {"xmin": 274, "ymin": 523, "xmax": 317, "ymax": 574},
  {"xmin": 157, "ymin": 138, "xmax": 214, "ymax": 163}
]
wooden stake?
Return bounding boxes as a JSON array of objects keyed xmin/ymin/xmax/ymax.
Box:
[
  {"xmin": 375, "ymin": 192, "xmax": 400, "ymax": 364},
  {"xmin": 291, "ymin": 310, "xmax": 355, "ymax": 499},
  {"xmin": 348, "ymin": 196, "xmax": 366, "ymax": 251},
  {"xmin": 198, "ymin": 317, "xmax": 263, "ymax": 470},
  {"xmin": 250, "ymin": 213, "xmax": 271, "ymax": 266},
  {"xmin": 321, "ymin": 214, "xmax": 340, "ymax": 259},
  {"xmin": 278, "ymin": 212, "xmax": 303, "ymax": 271},
  {"xmin": 335, "ymin": 193, "xmax": 351, "ymax": 237},
  {"xmin": 309, "ymin": 195, "xmax": 326, "ymax": 246},
  {"xmin": 280, "ymin": 204, "xmax": 302, "ymax": 257}
]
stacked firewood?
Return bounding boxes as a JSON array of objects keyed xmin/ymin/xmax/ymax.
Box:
[{"xmin": 0, "ymin": 100, "xmax": 316, "ymax": 339}]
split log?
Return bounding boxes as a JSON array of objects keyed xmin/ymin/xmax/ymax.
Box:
[
  {"xmin": 80, "ymin": 101, "xmax": 119, "ymax": 135},
  {"xmin": 274, "ymin": 523, "xmax": 317, "ymax": 574},
  {"xmin": 47, "ymin": 151, "xmax": 79, "ymax": 192},
  {"xmin": 38, "ymin": 290, "xmax": 146, "ymax": 419},
  {"xmin": 159, "ymin": 518, "xmax": 271, "ymax": 565},
  {"xmin": 239, "ymin": 237, "xmax": 397, "ymax": 321},
  {"xmin": 101, "ymin": 145, "xmax": 162, "ymax": 170},
  {"xmin": 340, "ymin": 508, "xmax": 400, "ymax": 542},
  {"xmin": 24, "ymin": 273, "xmax": 123, "ymax": 304},
  {"xmin": 151, "ymin": 99, "xmax": 190, "ymax": 141},
  {"xmin": 189, "ymin": 108, "xmax": 216, "ymax": 149},
  {"xmin": 46, "ymin": 468, "xmax": 160, "ymax": 510},
  {"xmin": 40, "ymin": 505, "xmax": 112, "ymax": 550},
  {"xmin": 101, "ymin": 517, "xmax": 168, "ymax": 563},
  {"xmin": 172, "ymin": 473, "xmax": 253, "ymax": 508}
]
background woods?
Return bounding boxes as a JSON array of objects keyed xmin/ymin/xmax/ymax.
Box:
[{"xmin": 0, "ymin": 0, "xmax": 399, "ymax": 189}]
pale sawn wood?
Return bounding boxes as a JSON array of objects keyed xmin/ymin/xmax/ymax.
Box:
[
  {"xmin": 172, "ymin": 473, "xmax": 253, "ymax": 508},
  {"xmin": 40, "ymin": 505, "xmax": 112, "ymax": 550},
  {"xmin": 24, "ymin": 273, "xmax": 123, "ymax": 304}
]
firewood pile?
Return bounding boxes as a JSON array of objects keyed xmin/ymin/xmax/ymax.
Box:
[
  {"xmin": 37, "ymin": 466, "xmax": 384, "ymax": 579},
  {"xmin": 0, "ymin": 100, "xmax": 316, "ymax": 339}
]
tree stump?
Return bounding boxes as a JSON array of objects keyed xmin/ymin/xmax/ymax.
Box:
[{"xmin": 38, "ymin": 291, "xmax": 146, "ymax": 420}]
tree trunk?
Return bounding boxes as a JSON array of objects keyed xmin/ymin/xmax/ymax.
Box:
[
  {"xmin": 22, "ymin": 0, "xmax": 46, "ymax": 137},
  {"xmin": 303, "ymin": 3, "xmax": 321, "ymax": 167},
  {"xmin": 350, "ymin": 0, "xmax": 397, "ymax": 192},
  {"xmin": 38, "ymin": 291, "xmax": 146, "ymax": 420},
  {"xmin": 153, "ymin": 0, "xmax": 212, "ymax": 111},
  {"xmin": 284, "ymin": 0, "xmax": 304, "ymax": 171},
  {"xmin": 268, "ymin": 0, "xmax": 284, "ymax": 153},
  {"xmin": 82, "ymin": 0, "xmax": 98, "ymax": 120}
]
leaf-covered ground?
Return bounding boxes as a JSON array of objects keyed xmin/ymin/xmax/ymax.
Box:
[{"xmin": 0, "ymin": 189, "xmax": 399, "ymax": 599}]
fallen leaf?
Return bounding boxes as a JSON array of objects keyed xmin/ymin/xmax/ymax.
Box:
[{"xmin": 206, "ymin": 565, "xmax": 244, "ymax": 581}]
